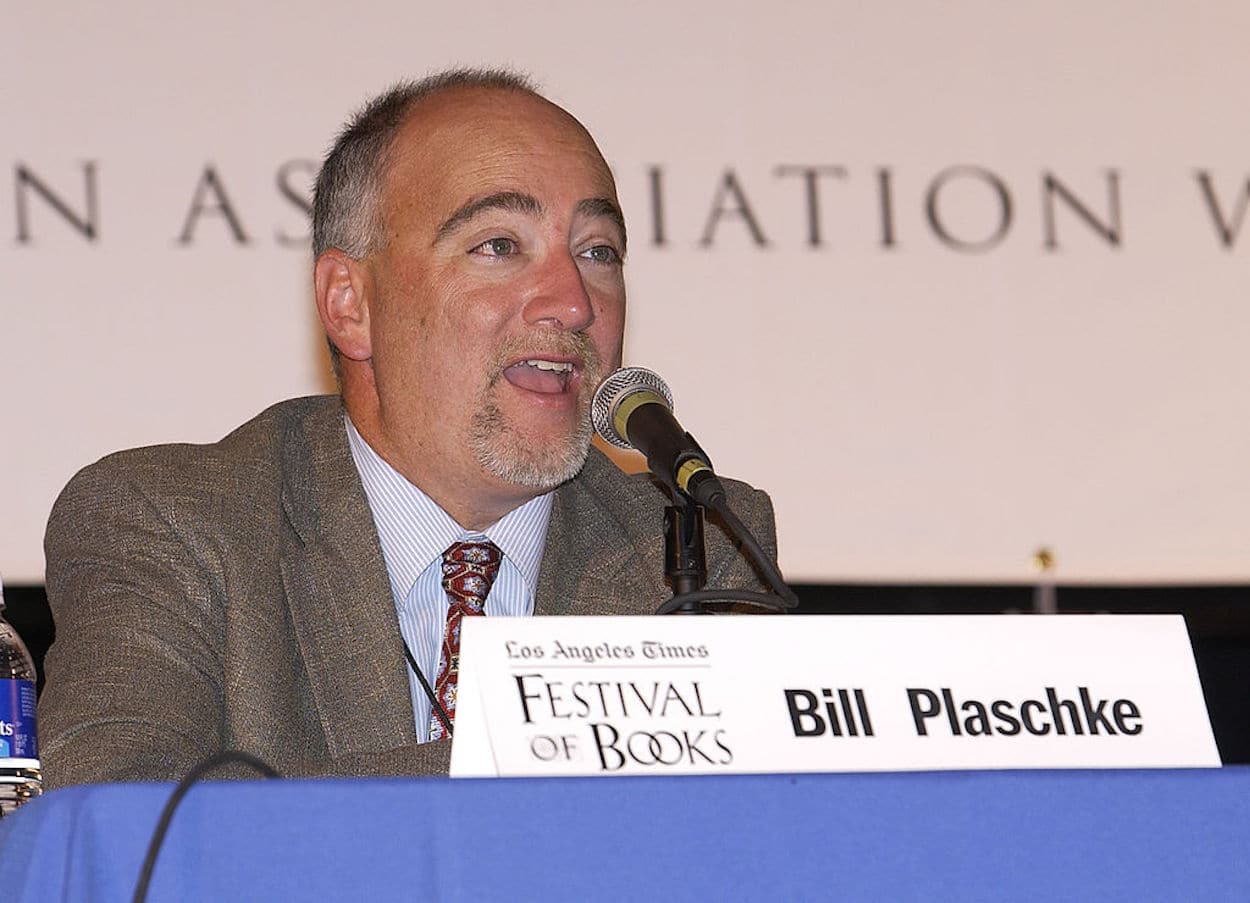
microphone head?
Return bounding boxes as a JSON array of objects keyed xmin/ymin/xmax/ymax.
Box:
[{"xmin": 591, "ymin": 367, "xmax": 675, "ymax": 449}]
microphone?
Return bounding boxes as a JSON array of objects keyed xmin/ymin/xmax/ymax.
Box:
[
  {"xmin": 591, "ymin": 367, "xmax": 727, "ymax": 508},
  {"xmin": 592, "ymin": 366, "xmax": 800, "ymax": 613}
]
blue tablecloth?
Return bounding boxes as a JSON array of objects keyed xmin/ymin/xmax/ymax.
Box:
[{"xmin": 2, "ymin": 769, "xmax": 1248, "ymax": 901}]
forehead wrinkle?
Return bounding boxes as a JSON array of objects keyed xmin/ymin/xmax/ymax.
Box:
[{"xmin": 432, "ymin": 191, "xmax": 543, "ymax": 246}]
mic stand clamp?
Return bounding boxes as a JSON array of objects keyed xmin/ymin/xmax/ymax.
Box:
[{"xmin": 663, "ymin": 500, "xmax": 708, "ymax": 615}]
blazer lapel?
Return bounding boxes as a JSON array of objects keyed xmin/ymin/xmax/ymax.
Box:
[
  {"xmin": 537, "ymin": 450, "xmax": 670, "ymax": 617},
  {"xmin": 278, "ymin": 399, "xmax": 418, "ymax": 757}
]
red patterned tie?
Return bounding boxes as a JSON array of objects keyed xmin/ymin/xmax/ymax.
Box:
[{"xmin": 429, "ymin": 540, "xmax": 502, "ymax": 740}]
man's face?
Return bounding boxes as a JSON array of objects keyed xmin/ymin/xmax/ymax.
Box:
[{"xmin": 361, "ymin": 88, "xmax": 626, "ymax": 518}]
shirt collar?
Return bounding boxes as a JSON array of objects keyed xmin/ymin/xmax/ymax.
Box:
[{"xmin": 344, "ymin": 415, "xmax": 553, "ymax": 598}]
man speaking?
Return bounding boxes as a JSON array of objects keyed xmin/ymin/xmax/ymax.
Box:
[{"xmin": 39, "ymin": 69, "xmax": 777, "ymax": 783}]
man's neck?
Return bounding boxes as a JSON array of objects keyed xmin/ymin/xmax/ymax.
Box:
[{"xmin": 342, "ymin": 393, "xmax": 536, "ymax": 531}]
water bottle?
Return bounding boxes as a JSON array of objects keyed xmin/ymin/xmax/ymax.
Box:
[{"xmin": 0, "ymin": 579, "xmax": 42, "ymax": 816}]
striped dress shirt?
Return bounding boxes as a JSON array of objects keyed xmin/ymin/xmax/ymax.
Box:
[{"xmin": 345, "ymin": 417, "xmax": 553, "ymax": 741}]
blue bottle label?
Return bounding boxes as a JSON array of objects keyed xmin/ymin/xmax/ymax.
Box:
[{"xmin": 0, "ymin": 679, "xmax": 38, "ymax": 760}]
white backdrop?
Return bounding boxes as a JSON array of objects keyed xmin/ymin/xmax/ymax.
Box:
[{"xmin": 3, "ymin": 3, "xmax": 1248, "ymax": 584}]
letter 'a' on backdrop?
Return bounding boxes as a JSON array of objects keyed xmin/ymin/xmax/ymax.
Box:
[
  {"xmin": 450, "ymin": 615, "xmax": 1219, "ymax": 777},
  {"xmin": 4, "ymin": 5, "xmax": 1250, "ymax": 585}
]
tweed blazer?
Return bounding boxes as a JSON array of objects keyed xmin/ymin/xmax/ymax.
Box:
[{"xmin": 40, "ymin": 395, "xmax": 777, "ymax": 785}]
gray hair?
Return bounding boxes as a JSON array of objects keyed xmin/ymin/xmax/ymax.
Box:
[{"xmin": 312, "ymin": 67, "xmax": 541, "ymax": 259}]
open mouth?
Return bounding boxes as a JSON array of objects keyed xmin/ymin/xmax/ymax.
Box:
[{"xmin": 501, "ymin": 358, "xmax": 578, "ymax": 395}]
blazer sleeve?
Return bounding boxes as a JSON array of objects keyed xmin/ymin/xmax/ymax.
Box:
[{"xmin": 41, "ymin": 459, "xmax": 229, "ymax": 786}]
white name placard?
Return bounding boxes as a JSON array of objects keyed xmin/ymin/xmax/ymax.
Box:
[{"xmin": 449, "ymin": 615, "xmax": 1219, "ymax": 777}]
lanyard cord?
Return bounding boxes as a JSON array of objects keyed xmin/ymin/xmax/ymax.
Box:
[{"xmin": 402, "ymin": 637, "xmax": 453, "ymax": 739}]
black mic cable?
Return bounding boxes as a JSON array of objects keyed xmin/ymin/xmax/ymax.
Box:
[{"xmin": 132, "ymin": 750, "xmax": 281, "ymax": 903}]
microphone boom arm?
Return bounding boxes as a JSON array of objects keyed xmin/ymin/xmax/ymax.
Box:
[{"xmin": 593, "ymin": 367, "xmax": 801, "ymax": 614}]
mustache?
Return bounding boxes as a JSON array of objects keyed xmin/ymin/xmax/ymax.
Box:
[{"xmin": 488, "ymin": 333, "xmax": 603, "ymax": 385}]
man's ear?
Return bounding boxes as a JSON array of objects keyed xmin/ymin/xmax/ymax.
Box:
[{"xmin": 314, "ymin": 248, "xmax": 372, "ymax": 362}]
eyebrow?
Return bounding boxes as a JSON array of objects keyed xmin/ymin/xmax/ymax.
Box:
[
  {"xmin": 433, "ymin": 191, "xmax": 541, "ymax": 245},
  {"xmin": 431, "ymin": 191, "xmax": 628, "ymax": 253},
  {"xmin": 578, "ymin": 197, "xmax": 628, "ymax": 255}
]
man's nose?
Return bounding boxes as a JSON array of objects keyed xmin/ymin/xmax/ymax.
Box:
[{"xmin": 521, "ymin": 251, "xmax": 594, "ymax": 331}]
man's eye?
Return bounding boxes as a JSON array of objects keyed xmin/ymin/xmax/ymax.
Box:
[
  {"xmin": 471, "ymin": 237, "xmax": 518, "ymax": 257},
  {"xmin": 579, "ymin": 245, "xmax": 621, "ymax": 265}
]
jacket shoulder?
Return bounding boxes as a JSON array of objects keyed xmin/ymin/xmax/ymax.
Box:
[
  {"xmin": 53, "ymin": 396, "xmax": 338, "ymax": 498},
  {"xmin": 45, "ymin": 395, "xmax": 343, "ymax": 556}
]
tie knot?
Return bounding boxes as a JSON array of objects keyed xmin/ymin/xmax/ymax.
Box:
[
  {"xmin": 444, "ymin": 540, "xmax": 503, "ymax": 568},
  {"xmin": 441, "ymin": 540, "xmax": 502, "ymax": 613}
]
